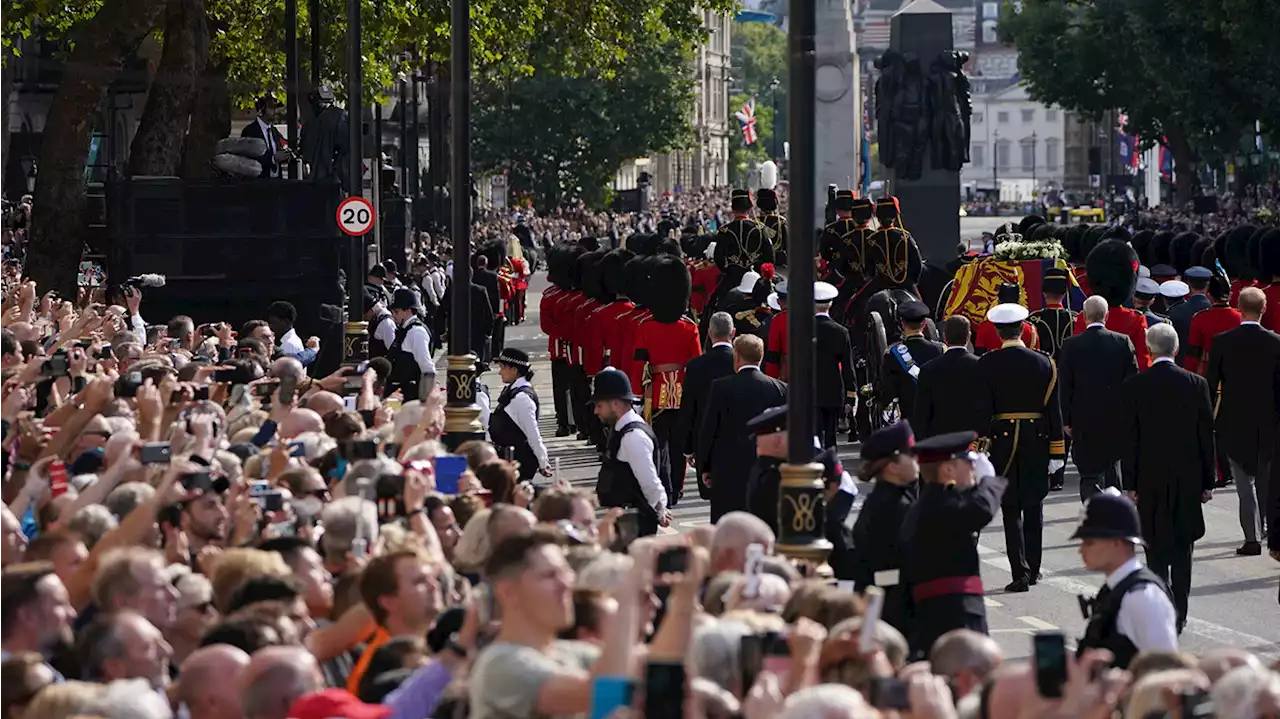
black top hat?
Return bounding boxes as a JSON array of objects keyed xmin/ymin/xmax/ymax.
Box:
[
  {"xmin": 1070, "ymin": 489, "xmax": 1144, "ymax": 544},
  {"xmin": 389, "ymin": 288, "xmax": 421, "ymax": 312},
  {"xmin": 913, "ymin": 431, "xmax": 978, "ymax": 463},
  {"xmin": 861, "ymin": 421, "xmax": 915, "ymax": 462},
  {"xmin": 589, "ymin": 368, "xmax": 639, "ymax": 403},
  {"xmin": 495, "ymin": 348, "xmax": 531, "ymax": 369},
  {"xmin": 746, "ymin": 406, "xmax": 788, "ymax": 436}
]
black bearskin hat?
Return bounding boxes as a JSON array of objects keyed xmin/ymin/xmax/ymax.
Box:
[
  {"xmin": 1169, "ymin": 232, "xmax": 1200, "ymax": 275},
  {"xmin": 1260, "ymin": 228, "xmax": 1280, "ymax": 280},
  {"xmin": 757, "ymin": 188, "xmax": 779, "ymax": 211},
  {"xmin": 1063, "ymin": 224, "xmax": 1089, "ymax": 263},
  {"xmin": 1085, "ymin": 239, "xmax": 1140, "ymax": 307},
  {"xmin": 850, "ymin": 197, "xmax": 874, "ymax": 223},
  {"xmin": 1029, "ymin": 223, "xmax": 1058, "ymax": 242},
  {"xmin": 1247, "ymin": 227, "xmax": 1269, "ymax": 279},
  {"xmin": 1101, "ymin": 225, "xmax": 1130, "ymax": 243},
  {"xmin": 1130, "ymin": 230, "xmax": 1154, "ymax": 265},
  {"xmin": 474, "ymin": 240, "xmax": 506, "ymax": 271},
  {"xmin": 1147, "ymin": 231, "xmax": 1175, "ymax": 267},
  {"xmin": 545, "ymin": 245, "xmax": 569, "ymax": 289},
  {"xmin": 1191, "ymin": 236, "xmax": 1215, "ymax": 272},
  {"xmin": 601, "ymin": 248, "xmax": 636, "ymax": 299},
  {"xmin": 625, "ymin": 255, "xmax": 652, "ymax": 308},
  {"xmin": 657, "ymin": 238, "xmax": 683, "ymax": 257},
  {"xmin": 875, "ymin": 197, "xmax": 903, "ymax": 226},
  {"xmin": 562, "ymin": 244, "xmax": 588, "ymax": 289},
  {"xmin": 1223, "ymin": 225, "xmax": 1256, "ymax": 279},
  {"xmin": 579, "ymin": 251, "xmax": 608, "ymax": 302},
  {"xmin": 647, "ymin": 255, "xmax": 691, "ymax": 323},
  {"xmin": 1018, "ymin": 215, "xmax": 1047, "ymax": 237},
  {"xmin": 626, "ymin": 233, "xmax": 661, "ymax": 257},
  {"xmin": 1213, "ymin": 231, "xmax": 1229, "ymax": 272},
  {"xmin": 1078, "ymin": 225, "xmax": 1108, "ymax": 264},
  {"xmin": 731, "ymin": 189, "xmax": 753, "ymax": 213},
  {"xmin": 579, "ymin": 236, "xmax": 600, "ymax": 252}
]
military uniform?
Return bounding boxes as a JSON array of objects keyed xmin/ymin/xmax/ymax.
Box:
[
  {"xmin": 757, "ymin": 187, "xmax": 788, "ymax": 267},
  {"xmin": 849, "ymin": 422, "xmax": 918, "ymax": 634},
  {"xmin": 866, "ymin": 196, "xmax": 924, "ymax": 294},
  {"xmin": 979, "ymin": 303, "xmax": 1066, "ymax": 593},
  {"xmin": 1132, "ymin": 278, "xmax": 1169, "ymax": 329},
  {"xmin": 1185, "ymin": 294, "xmax": 1241, "ymax": 376},
  {"xmin": 1073, "ymin": 240, "xmax": 1151, "ymax": 369},
  {"xmin": 1028, "ymin": 269, "xmax": 1075, "ymax": 490},
  {"xmin": 901, "ymin": 431, "xmax": 1009, "ymax": 659},
  {"xmin": 879, "ymin": 301, "xmax": 944, "ymax": 428},
  {"xmin": 764, "ymin": 282, "xmax": 790, "ymax": 379}
]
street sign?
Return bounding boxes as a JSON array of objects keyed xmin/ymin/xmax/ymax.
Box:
[{"xmin": 336, "ymin": 196, "xmax": 375, "ymax": 236}]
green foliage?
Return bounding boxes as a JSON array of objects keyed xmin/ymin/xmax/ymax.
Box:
[
  {"xmin": 726, "ymin": 90, "xmax": 772, "ymax": 184},
  {"xmin": 2, "ymin": 0, "xmax": 102, "ymax": 62},
  {"xmin": 730, "ymin": 20, "xmax": 787, "ymax": 156}
]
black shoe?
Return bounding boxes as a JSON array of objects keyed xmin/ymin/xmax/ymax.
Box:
[
  {"xmin": 556, "ymin": 426, "xmax": 572, "ymax": 437},
  {"xmin": 576, "ymin": 431, "xmax": 589, "ymax": 441},
  {"xmin": 1049, "ymin": 482, "xmax": 1064, "ymax": 491},
  {"xmin": 1004, "ymin": 577, "xmax": 1031, "ymax": 593},
  {"xmin": 1237, "ymin": 541, "xmax": 1263, "ymax": 556},
  {"xmin": 1029, "ymin": 572, "xmax": 1042, "ymax": 586}
]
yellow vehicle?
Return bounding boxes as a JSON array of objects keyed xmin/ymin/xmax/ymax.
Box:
[{"xmin": 1046, "ymin": 206, "xmax": 1106, "ymax": 223}]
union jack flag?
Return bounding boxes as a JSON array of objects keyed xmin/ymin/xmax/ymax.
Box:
[{"xmin": 735, "ymin": 99, "xmax": 758, "ymax": 145}]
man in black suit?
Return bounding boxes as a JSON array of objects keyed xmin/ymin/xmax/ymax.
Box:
[
  {"xmin": 240, "ymin": 96, "xmax": 290, "ymax": 178},
  {"xmin": 472, "ymin": 255, "xmax": 503, "ymax": 359},
  {"xmin": 1206, "ymin": 286, "xmax": 1278, "ymax": 556},
  {"xmin": 915, "ymin": 315, "xmax": 990, "ymax": 438},
  {"xmin": 681, "ymin": 312, "xmax": 736, "ymax": 499},
  {"xmin": 1059, "ymin": 296, "xmax": 1139, "ymax": 501},
  {"xmin": 697, "ymin": 334, "xmax": 787, "ymax": 522},
  {"xmin": 1120, "ymin": 322, "xmax": 1215, "ymax": 632},
  {"xmin": 880, "ymin": 300, "xmax": 943, "ymax": 428},
  {"xmin": 814, "ymin": 281, "xmax": 857, "ymax": 449},
  {"xmin": 439, "ymin": 276, "xmax": 494, "ymax": 362}
]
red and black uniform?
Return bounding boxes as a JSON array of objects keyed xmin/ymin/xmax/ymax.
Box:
[
  {"xmin": 1229, "ymin": 279, "xmax": 1253, "ymax": 308},
  {"xmin": 540, "ymin": 282, "xmax": 572, "ymax": 432},
  {"xmin": 975, "ymin": 320, "xmax": 1039, "ymax": 355},
  {"xmin": 571, "ymin": 291, "xmax": 604, "ymax": 445},
  {"xmin": 764, "ymin": 310, "xmax": 789, "ymax": 379},
  {"xmin": 1185, "ymin": 303, "xmax": 1242, "ymax": 375}
]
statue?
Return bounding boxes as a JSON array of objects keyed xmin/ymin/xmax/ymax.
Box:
[
  {"xmin": 928, "ymin": 50, "xmax": 972, "ymax": 172},
  {"xmin": 875, "ymin": 49, "xmax": 974, "ymax": 180},
  {"xmin": 299, "ymin": 86, "xmax": 351, "ymax": 192}
]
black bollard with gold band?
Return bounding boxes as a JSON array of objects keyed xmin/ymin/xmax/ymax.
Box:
[
  {"xmin": 442, "ymin": 353, "xmax": 485, "ymax": 450},
  {"xmin": 343, "ymin": 320, "xmax": 369, "ymax": 364},
  {"xmin": 776, "ymin": 461, "xmax": 833, "ymax": 563}
]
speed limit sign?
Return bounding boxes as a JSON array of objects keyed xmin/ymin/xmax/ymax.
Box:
[{"xmin": 336, "ymin": 196, "xmax": 375, "ymax": 236}]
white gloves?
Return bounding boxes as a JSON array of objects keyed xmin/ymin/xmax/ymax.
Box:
[
  {"xmin": 1048, "ymin": 459, "xmax": 1066, "ymax": 474},
  {"xmin": 973, "ymin": 452, "xmax": 997, "ymax": 480}
]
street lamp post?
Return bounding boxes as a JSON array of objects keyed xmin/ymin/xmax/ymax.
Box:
[
  {"xmin": 1031, "ymin": 130, "xmax": 1037, "ymax": 202},
  {"xmin": 777, "ymin": 0, "xmax": 831, "ymax": 567},
  {"xmin": 769, "ymin": 76, "xmax": 781, "ymax": 160},
  {"xmin": 993, "ymin": 129, "xmax": 1000, "ymax": 204},
  {"xmin": 443, "ymin": 0, "xmax": 484, "ymax": 449},
  {"xmin": 343, "ymin": 0, "xmax": 368, "ymax": 366}
]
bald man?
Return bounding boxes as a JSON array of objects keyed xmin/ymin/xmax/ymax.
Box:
[
  {"xmin": 929, "ymin": 629, "xmax": 1003, "ymax": 699},
  {"xmin": 302, "ymin": 391, "xmax": 343, "ymax": 418},
  {"xmin": 181, "ymin": 645, "xmax": 251, "ymax": 719},
  {"xmin": 240, "ymin": 646, "xmax": 324, "ymax": 719},
  {"xmin": 279, "ymin": 408, "xmax": 324, "ymax": 439},
  {"xmin": 710, "ymin": 511, "xmax": 776, "ymax": 575}
]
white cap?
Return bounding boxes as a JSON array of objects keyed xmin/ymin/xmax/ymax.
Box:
[
  {"xmin": 1160, "ymin": 280, "xmax": 1190, "ymax": 299},
  {"xmin": 767, "ymin": 293, "xmax": 783, "ymax": 311},
  {"xmin": 986, "ymin": 303, "xmax": 1030, "ymax": 324},
  {"xmin": 1138, "ymin": 265, "xmax": 1151, "ymax": 278},
  {"xmin": 705, "ymin": 242, "xmax": 717, "ymax": 260},
  {"xmin": 737, "ymin": 271, "xmax": 761, "ymax": 294},
  {"xmin": 815, "ymin": 282, "xmax": 839, "ymax": 303},
  {"xmin": 1135, "ymin": 277, "xmax": 1161, "ymax": 296}
]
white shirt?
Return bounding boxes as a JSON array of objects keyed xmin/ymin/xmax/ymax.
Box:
[
  {"xmin": 130, "ymin": 313, "xmax": 147, "ymax": 346},
  {"xmin": 614, "ymin": 409, "xmax": 666, "ymax": 515},
  {"xmin": 372, "ymin": 311, "xmax": 397, "ymax": 348},
  {"xmin": 711, "ymin": 341, "xmax": 732, "ymax": 350},
  {"xmin": 1107, "ymin": 556, "xmax": 1179, "ymax": 653},
  {"xmin": 738, "ymin": 364, "xmax": 761, "ymax": 372},
  {"xmin": 502, "ymin": 377, "xmax": 549, "ymax": 470},
  {"xmin": 280, "ymin": 327, "xmax": 304, "ymax": 355},
  {"xmin": 944, "ymin": 345, "xmax": 967, "ymax": 353},
  {"xmin": 1241, "ymin": 320, "xmax": 1260, "ymax": 326},
  {"xmin": 400, "ymin": 319, "xmax": 436, "ymax": 377},
  {"xmin": 1152, "ymin": 356, "xmax": 1175, "ymax": 366},
  {"xmin": 477, "ymin": 383, "xmax": 492, "ymax": 430},
  {"xmin": 1087, "ymin": 322, "xmax": 1105, "ymax": 329},
  {"xmin": 257, "ymin": 117, "xmax": 276, "ymax": 154}
]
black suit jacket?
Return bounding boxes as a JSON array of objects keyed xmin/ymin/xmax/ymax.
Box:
[
  {"xmin": 880, "ymin": 335, "xmax": 944, "ymax": 427},
  {"xmin": 697, "ymin": 367, "xmax": 787, "ymax": 521},
  {"xmin": 1206, "ymin": 323, "xmax": 1280, "ymax": 475},
  {"xmin": 439, "ymin": 281, "xmax": 494, "ymax": 356},
  {"xmin": 240, "ymin": 119, "xmax": 287, "ymax": 178},
  {"xmin": 1058, "ymin": 326, "xmax": 1138, "ymax": 472},
  {"xmin": 814, "ymin": 315, "xmax": 857, "ymax": 408},
  {"xmin": 1120, "ymin": 361, "xmax": 1214, "ymax": 547},
  {"xmin": 473, "ymin": 267, "xmax": 502, "ymax": 325},
  {"xmin": 914, "ymin": 347, "xmax": 990, "ymax": 438},
  {"xmin": 680, "ymin": 343, "xmax": 735, "ymax": 459}
]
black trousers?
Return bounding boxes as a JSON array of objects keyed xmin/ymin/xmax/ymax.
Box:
[
  {"xmin": 550, "ymin": 359, "xmax": 573, "ymax": 429},
  {"xmin": 569, "ymin": 365, "xmax": 604, "ymax": 446},
  {"xmin": 816, "ymin": 406, "xmax": 841, "ymax": 450},
  {"xmin": 1001, "ymin": 500, "xmax": 1044, "ymax": 582},
  {"xmin": 1146, "ymin": 540, "xmax": 1193, "ymax": 630},
  {"xmin": 1078, "ymin": 461, "xmax": 1121, "ymax": 503},
  {"xmin": 490, "ymin": 317, "xmax": 506, "ymax": 361},
  {"xmin": 652, "ymin": 409, "xmax": 683, "ymax": 504}
]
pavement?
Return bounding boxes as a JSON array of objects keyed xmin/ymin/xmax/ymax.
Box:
[{"xmin": 491, "ymin": 269, "xmax": 1280, "ymax": 663}]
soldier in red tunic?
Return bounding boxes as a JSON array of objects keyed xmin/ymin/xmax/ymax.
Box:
[
  {"xmin": 597, "ymin": 248, "xmax": 638, "ymax": 376},
  {"xmin": 540, "ymin": 246, "xmax": 572, "ymax": 436},
  {"xmin": 570, "ymin": 251, "xmax": 607, "ymax": 446},
  {"xmin": 1072, "ymin": 240, "xmax": 1150, "ymax": 369},
  {"xmin": 974, "ymin": 282, "xmax": 1040, "ymax": 355},
  {"xmin": 631, "ymin": 254, "xmax": 702, "ymax": 503},
  {"xmin": 764, "ymin": 279, "xmax": 789, "ymax": 378},
  {"xmin": 1185, "ymin": 275, "xmax": 1242, "ymax": 375}
]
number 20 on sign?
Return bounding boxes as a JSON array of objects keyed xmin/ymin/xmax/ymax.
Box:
[{"xmin": 336, "ymin": 196, "xmax": 375, "ymax": 237}]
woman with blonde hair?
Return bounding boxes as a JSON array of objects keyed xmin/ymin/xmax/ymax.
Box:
[{"xmin": 20, "ymin": 681, "xmax": 103, "ymax": 719}]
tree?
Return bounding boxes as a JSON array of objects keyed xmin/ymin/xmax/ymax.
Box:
[
  {"xmin": 999, "ymin": 0, "xmax": 1280, "ymax": 206},
  {"xmin": 730, "ymin": 20, "xmax": 787, "ymax": 163},
  {"xmin": 726, "ymin": 91, "xmax": 772, "ymax": 185}
]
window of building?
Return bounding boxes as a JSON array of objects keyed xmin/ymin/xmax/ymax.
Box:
[
  {"xmin": 997, "ymin": 111, "xmax": 1009, "ymax": 124},
  {"xmin": 983, "ymin": 2, "xmax": 999, "ymax": 17},
  {"xmin": 995, "ymin": 139, "xmax": 1011, "ymax": 169},
  {"xmin": 1021, "ymin": 109, "xmax": 1034, "ymax": 123},
  {"xmin": 1045, "ymin": 138, "xmax": 1060, "ymax": 170},
  {"xmin": 982, "ymin": 19, "xmax": 998, "ymax": 44},
  {"xmin": 1045, "ymin": 109, "xmax": 1058, "ymax": 122},
  {"xmin": 972, "ymin": 111, "xmax": 984, "ymax": 125},
  {"xmin": 971, "ymin": 143, "xmax": 986, "ymax": 167},
  {"xmin": 1021, "ymin": 139, "xmax": 1035, "ymax": 171}
]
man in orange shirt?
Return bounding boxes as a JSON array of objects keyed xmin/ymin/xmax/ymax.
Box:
[{"xmin": 347, "ymin": 549, "xmax": 441, "ymax": 693}]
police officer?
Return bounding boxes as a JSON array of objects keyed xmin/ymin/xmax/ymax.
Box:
[
  {"xmin": 591, "ymin": 368, "xmax": 670, "ymax": 536},
  {"xmin": 365, "ymin": 288, "xmax": 396, "ymax": 359},
  {"xmin": 851, "ymin": 420, "xmax": 919, "ymax": 634},
  {"xmin": 488, "ymin": 348, "xmax": 552, "ymax": 482},
  {"xmin": 1073, "ymin": 489, "xmax": 1178, "ymax": 666},
  {"xmin": 901, "ymin": 431, "xmax": 1008, "ymax": 660},
  {"xmin": 385, "ymin": 288, "xmax": 436, "ymax": 401},
  {"xmin": 879, "ymin": 301, "xmax": 944, "ymax": 428}
]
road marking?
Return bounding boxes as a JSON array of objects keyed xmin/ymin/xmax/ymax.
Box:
[
  {"xmin": 1018, "ymin": 616, "xmax": 1059, "ymax": 631},
  {"xmin": 974, "ymin": 545, "xmax": 1279, "ymax": 660},
  {"xmin": 984, "ymin": 597, "xmax": 1004, "ymax": 608}
]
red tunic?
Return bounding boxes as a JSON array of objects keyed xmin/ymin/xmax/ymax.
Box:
[
  {"xmin": 691, "ymin": 262, "xmax": 720, "ymax": 317},
  {"xmin": 540, "ymin": 286, "xmax": 563, "ymax": 359},
  {"xmin": 553, "ymin": 289, "xmax": 584, "ymax": 362},
  {"xmin": 1229, "ymin": 279, "xmax": 1253, "ymax": 308},
  {"xmin": 581, "ymin": 303, "xmax": 612, "ymax": 376},
  {"xmin": 975, "ymin": 320, "xmax": 1039, "ymax": 354},
  {"xmin": 1260, "ymin": 282, "xmax": 1280, "ymax": 333},
  {"xmin": 1074, "ymin": 307, "xmax": 1150, "ymax": 369},
  {"xmin": 631, "ymin": 317, "xmax": 702, "ymax": 415},
  {"xmin": 570, "ymin": 297, "xmax": 601, "ymax": 366},
  {"xmin": 1073, "ymin": 267, "xmax": 1091, "ymax": 298},
  {"xmin": 511, "ymin": 257, "xmax": 529, "ymax": 291},
  {"xmin": 601, "ymin": 300, "xmax": 637, "ymax": 372},
  {"xmin": 617, "ymin": 308, "xmax": 652, "ymax": 381},
  {"xmin": 764, "ymin": 310, "xmax": 789, "ymax": 378},
  {"xmin": 1184, "ymin": 304, "xmax": 1241, "ymax": 374}
]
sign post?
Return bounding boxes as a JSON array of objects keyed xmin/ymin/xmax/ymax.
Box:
[{"xmin": 336, "ymin": 196, "xmax": 375, "ymax": 236}]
